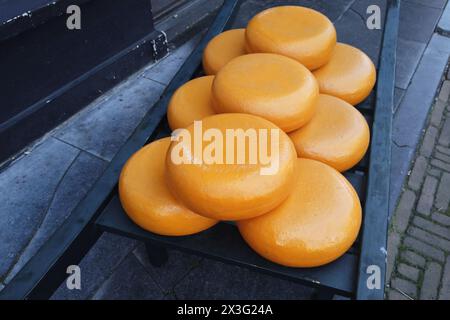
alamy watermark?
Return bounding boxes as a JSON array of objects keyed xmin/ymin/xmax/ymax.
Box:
[{"xmin": 170, "ymin": 121, "xmax": 281, "ymax": 176}]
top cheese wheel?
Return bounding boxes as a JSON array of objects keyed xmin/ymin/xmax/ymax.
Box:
[
  {"xmin": 211, "ymin": 53, "xmax": 319, "ymax": 132},
  {"xmin": 238, "ymin": 158, "xmax": 362, "ymax": 268},
  {"xmin": 167, "ymin": 76, "xmax": 216, "ymax": 130},
  {"xmin": 288, "ymin": 94, "xmax": 370, "ymax": 172},
  {"xmin": 165, "ymin": 113, "xmax": 297, "ymax": 221},
  {"xmin": 203, "ymin": 29, "xmax": 247, "ymax": 75},
  {"xmin": 313, "ymin": 43, "xmax": 376, "ymax": 105},
  {"xmin": 245, "ymin": 6, "xmax": 337, "ymax": 70},
  {"xmin": 119, "ymin": 138, "xmax": 218, "ymax": 236}
]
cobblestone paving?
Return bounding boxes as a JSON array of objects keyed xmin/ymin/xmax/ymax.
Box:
[{"xmin": 388, "ymin": 75, "xmax": 450, "ymax": 300}]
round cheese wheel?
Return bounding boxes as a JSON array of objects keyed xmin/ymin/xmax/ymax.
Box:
[
  {"xmin": 166, "ymin": 113, "xmax": 297, "ymax": 221},
  {"xmin": 211, "ymin": 53, "xmax": 319, "ymax": 132},
  {"xmin": 313, "ymin": 43, "xmax": 376, "ymax": 105},
  {"xmin": 238, "ymin": 158, "xmax": 362, "ymax": 268},
  {"xmin": 203, "ymin": 29, "xmax": 247, "ymax": 75},
  {"xmin": 119, "ymin": 138, "xmax": 218, "ymax": 236},
  {"xmin": 167, "ymin": 76, "xmax": 216, "ymax": 130},
  {"xmin": 245, "ymin": 6, "xmax": 336, "ymax": 70},
  {"xmin": 289, "ymin": 94, "xmax": 370, "ymax": 172}
]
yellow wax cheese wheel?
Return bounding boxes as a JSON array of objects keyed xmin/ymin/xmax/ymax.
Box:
[
  {"xmin": 119, "ymin": 138, "xmax": 218, "ymax": 236},
  {"xmin": 166, "ymin": 113, "xmax": 297, "ymax": 221},
  {"xmin": 203, "ymin": 29, "xmax": 248, "ymax": 75},
  {"xmin": 238, "ymin": 158, "xmax": 362, "ymax": 268},
  {"xmin": 289, "ymin": 94, "xmax": 370, "ymax": 172},
  {"xmin": 211, "ymin": 53, "xmax": 319, "ymax": 132},
  {"xmin": 167, "ymin": 76, "xmax": 216, "ymax": 130},
  {"xmin": 245, "ymin": 6, "xmax": 337, "ymax": 70},
  {"xmin": 313, "ymin": 43, "xmax": 376, "ymax": 105}
]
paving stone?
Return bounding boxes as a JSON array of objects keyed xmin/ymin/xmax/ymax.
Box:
[
  {"xmin": 387, "ymin": 289, "xmax": 410, "ymax": 300},
  {"xmin": 432, "ymin": 212, "xmax": 450, "ymax": 226},
  {"xmin": 405, "ymin": 0, "xmax": 448, "ymax": 9},
  {"xmin": 4, "ymin": 151, "xmax": 107, "ymax": 284},
  {"xmin": 431, "ymin": 159, "xmax": 450, "ymax": 172},
  {"xmin": 394, "ymin": 87, "xmax": 406, "ymax": 112},
  {"xmin": 393, "ymin": 45, "xmax": 449, "ymax": 149},
  {"xmin": 428, "ymin": 33, "xmax": 450, "ymax": 54},
  {"xmin": 435, "ymin": 172, "xmax": 450, "ymax": 211},
  {"xmin": 387, "ymin": 231, "xmax": 401, "ymax": 280},
  {"xmin": 399, "ymin": 1, "xmax": 442, "ymax": 43},
  {"xmin": 430, "ymin": 100, "xmax": 447, "ymax": 127},
  {"xmin": 439, "ymin": 256, "xmax": 450, "ymax": 299},
  {"xmin": 393, "ymin": 190, "xmax": 416, "ymax": 232},
  {"xmin": 395, "ymin": 38, "xmax": 426, "ymax": 89},
  {"xmin": 413, "ymin": 216, "xmax": 450, "ymax": 240},
  {"xmin": 437, "ymin": 0, "xmax": 450, "ymax": 34},
  {"xmin": 334, "ymin": 7, "xmax": 383, "ymax": 67},
  {"xmin": 390, "ymin": 277, "xmax": 418, "ymax": 299},
  {"xmin": 91, "ymin": 254, "xmax": 165, "ymax": 300},
  {"xmin": 403, "ymin": 236, "xmax": 445, "ymax": 262},
  {"xmin": 439, "ymin": 81, "xmax": 450, "ymax": 102},
  {"xmin": 437, "ymin": 145, "xmax": 450, "ymax": 156},
  {"xmin": 400, "ymin": 250, "xmax": 426, "ymax": 268},
  {"xmin": 420, "ymin": 262, "xmax": 442, "ymax": 299},
  {"xmin": 390, "ymin": 145, "xmax": 415, "ymax": 215},
  {"xmin": 51, "ymin": 233, "xmax": 138, "ymax": 300},
  {"xmin": 133, "ymin": 243, "xmax": 201, "ymax": 294},
  {"xmin": 174, "ymin": 258, "xmax": 314, "ymax": 300},
  {"xmin": 416, "ymin": 175, "xmax": 439, "ymax": 216},
  {"xmin": 420, "ymin": 126, "xmax": 439, "ymax": 157},
  {"xmin": 142, "ymin": 36, "xmax": 201, "ymax": 85},
  {"xmin": 397, "ymin": 263, "xmax": 420, "ymax": 282},
  {"xmin": 428, "ymin": 168, "xmax": 442, "ymax": 178},
  {"xmin": 408, "ymin": 156, "xmax": 428, "ymax": 191},
  {"xmin": 54, "ymin": 76, "xmax": 165, "ymax": 161},
  {"xmin": 435, "ymin": 152, "xmax": 450, "ymax": 164},
  {"xmin": 407, "ymin": 226, "xmax": 450, "ymax": 252},
  {"xmin": 0, "ymin": 137, "xmax": 79, "ymax": 280},
  {"xmin": 439, "ymin": 118, "xmax": 450, "ymax": 147}
]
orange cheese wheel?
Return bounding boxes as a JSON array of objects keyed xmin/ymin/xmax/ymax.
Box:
[
  {"xmin": 166, "ymin": 113, "xmax": 297, "ymax": 221},
  {"xmin": 119, "ymin": 138, "xmax": 218, "ymax": 236},
  {"xmin": 203, "ymin": 29, "xmax": 247, "ymax": 75},
  {"xmin": 245, "ymin": 6, "xmax": 336, "ymax": 70},
  {"xmin": 167, "ymin": 76, "xmax": 216, "ymax": 130},
  {"xmin": 313, "ymin": 43, "xmax": 376, "ymax": 105},
  {"xmin": 238, "ymin": 158, "xmax": 362, "ymax": 268},
  {"xmin": 289, "ymin": 94, "xmax": 370, "ymax": 172},
  {"xmin": 211, "ymin": 53, "xmax": 319, "ymax": 132}
]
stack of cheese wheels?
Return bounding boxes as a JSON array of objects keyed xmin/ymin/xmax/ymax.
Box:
[{"xmin": 119, "ymin": 5, "xmax": 375, "ymax": 268}]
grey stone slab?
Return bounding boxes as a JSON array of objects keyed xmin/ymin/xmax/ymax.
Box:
[
  {"xmin": 439, "ymin": 256, "xmax": 450, "ymax": 299},
  {"xmin": 403, "ymin": 236, "xmax": 445, "ymax": 262},
  {"xmin": 133, "ymin": 243, "xmax": 201, "ymax": 294},
  {"xmin": 0, "ymin": 137, "xmax": 79, "ymax": 280},
  {"xmin": 174, "ymin": 258, "xmax": 314, "ymax": 300},
  {"xmin": 51, "ymin": 233, "xmax": 138, "ymax": 300},
  {"xmin": 420, "ymin": 126, "xmax": 439, "ymax": 157},
  {"xmin": 393, "ymin": 46, "xmax": 449, "ymax": 148},
  {"xmin": 397, "ymin": 263, "xmax": 420, "ymax": 282},
  {"xmin": 4, "ymin": 151, "xmax": 107, "ymax": 284},
  {"xmin": 408, "ymin": 156, "xmax": 428, "ymax": 191},
  {"xmin": 387, "ymin": 289, "xmax": 410, "ymax": 300},
  {"xmin": 400, "ymin": 250, "xmax": 426, "ymax": 268},
  {"xmin": 334, "ymin": 8, "xmax": 383, "ymax": 67},
  {"xmin": 390, "ymin": 144, "xmax": 415, "ymax": 216},
  {"xmin": 142, "ymin": 36, "xmax": 201, "ymax": 85},
  {"xmin": 439, "ymin": 118, "xmax": 450, "ymax": 147},
  {"xmin": 393, "ymin": 190, "xmax": 416, "ymax": 233},
  {"xmin": 407, "ymin": 226, "xmax": 450, "ymax": 251},
  {"xmin": 399, "ymin": 1, "xmax": 442, "ymax": 43},
  {"xmin": 394, "ymin": 87, "xmax": 406, "ymax": 112},
  {"xmin": 427, "ymin": 33, "xmax": 450, "ymax": 54},
  {"xmin": 404, "ymin": 0, "xmax": 448, "ymax": 9},
  {"xmin": 439, "ymin": 80, "xmax": 450, "ymax": 102},
  {"xmin": 416, "ymin": 175, "xmax": 439, "ymax": 216},
  {"xmin": 395, "ymin": 38, "xmax": 426, "ymax": 90},
  {"xmin": 54, "ymin": 76, "xmax": 165, "ymax": 161},
  {"xmin": 387, "ymin": 231, "xmax": 401, "ymax": 281},
  {"xmin": 432, "ymin": 212, "xmax": 450, "ymax": 226},
  {"xmin": 91, "ymin": 253, "xmax": 165, "ymax": 300},
  {"xmin": 437, "ymin": 0, "xmax": 450, "ymax": 34},
  {"xmin": 435, "ymin": 172, "xmax": 450, "ymax": 211},
  {"xmin": 390, "ymin": 277, "xmax": 418, "ymax": 299},
  {"xmin": 430, "ymin": 100, "xmax": 447, "ymax": 127},
  {"xmin": 413, "ymin": 216, "xmax": 450, "ymax": 240}
]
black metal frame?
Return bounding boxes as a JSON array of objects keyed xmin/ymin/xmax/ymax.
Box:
[{"xmin": 0, "ymin": 0, "xmax": 400, "ymax": 300}]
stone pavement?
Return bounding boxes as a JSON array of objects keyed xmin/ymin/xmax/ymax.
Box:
[
  {"xmin": 387, "ymin": 74, "xmax": 450, "ymax": 300},
  {"xmin": 0, "ymin": 0, "xmax": 449, "ymax": 299}
]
